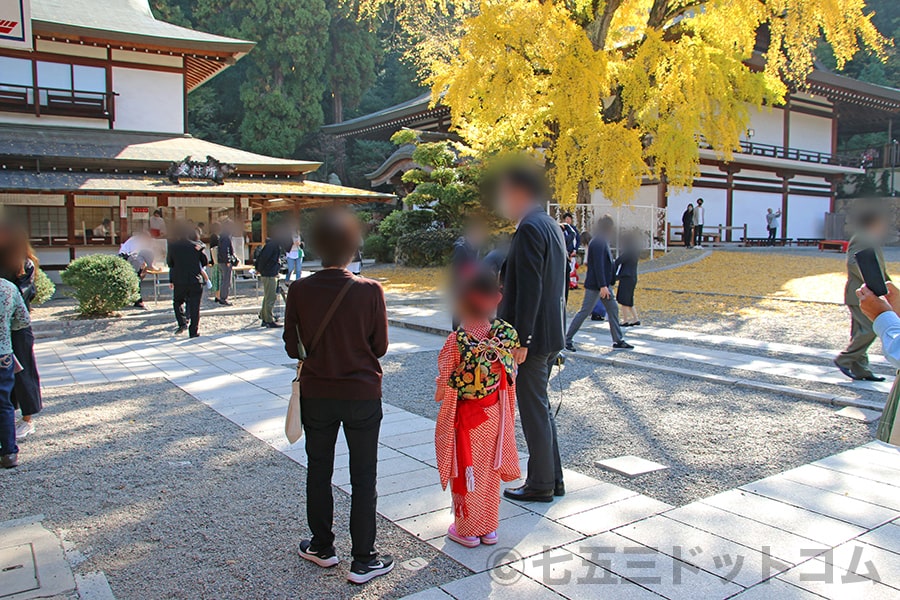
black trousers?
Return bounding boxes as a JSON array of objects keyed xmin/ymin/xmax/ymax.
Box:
[
  {"xmin": 516, "ymin": 352, "xmax": 563, "ymax": 491},
  {"xmin": 11, "ymin": 326, "xmax": 41, "ymax": 416},
  {"xmin": 173, "ymin": 283, "xmax": 203, "ymax": 336},
  {"xmin": 302, "ymin": 397, "xmax": 382, "ymax": 562},
  {"xmin": 694, "ymin": 224, "xmax": 704, "ymax": 246},
  {"xmin": 767, "ymin": 227, "xmax": 777, "ymax": 245}
]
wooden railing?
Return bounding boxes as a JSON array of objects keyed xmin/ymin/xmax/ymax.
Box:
[{"xmin": 0, "ymin": 82, "xmax": 116, "ymax": 121}]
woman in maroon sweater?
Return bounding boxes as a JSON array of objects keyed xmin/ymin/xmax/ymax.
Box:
[{"xmin": 283, "ymin": 208, "xmax": 392, "ymax": 585}]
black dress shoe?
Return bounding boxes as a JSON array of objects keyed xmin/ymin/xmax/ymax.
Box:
[
  {"xmin": 612, "ymin": 341, "xmax": 634, "ymax": 349},
  {"xmin": 833, "ymin": 360, "xmax": 857, "ymax": 380},
  {"xmin": 174, "ymin": 326, "xmax": 186, "ymax": 335},
  {"xmin": 861, "ymin": 374, "xmax": 886, "ymax": 382},
  {"xmin": 565, "ymin": 342, "xmax": 577, "ymax": 352},
  {"xmin": 504, "ymin": 485, "xmax": 554, "ymax": 503},
  {"xmin": 554, "ymin": 481, "xmax": 566, "ymax": 497}
]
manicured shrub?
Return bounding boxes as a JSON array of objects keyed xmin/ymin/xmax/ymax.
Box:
[
  {"xmin": 363, "ymin": 233, "xmax": 394, "ymax": 263},
  {"xmin": 32, "ymin": 268, "xmax": 55, "ymax": 306},
  {"xmin": 395, "ymin": 229, "xmax": 459, "ymax": 267},
  {"xmin": 61, "ymin": 254, "xmax": 140, "ymax": 316}
]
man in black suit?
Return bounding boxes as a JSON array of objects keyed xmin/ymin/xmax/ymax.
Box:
[
  {"xmin": 497, "ymin": 166, "xmax": 567, "ymax": 503},
  {"xmin": 168, "ymin": 225, "xmax": 209, "ymax": 338}
]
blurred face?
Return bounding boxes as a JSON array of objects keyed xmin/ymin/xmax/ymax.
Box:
[
  {"xmin": 498, "ymin": 180, "xmax": 530, "ymax": 222},
  {"xmin": 564, "ymin": 216, "xmax": 573, "ymax": 225}
]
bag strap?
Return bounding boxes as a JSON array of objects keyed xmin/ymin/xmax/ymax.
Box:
[{"xmin": 307, "ymin": 278, "xmax": 355, "ymax": 355}]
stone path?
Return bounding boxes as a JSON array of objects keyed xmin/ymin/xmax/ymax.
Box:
[{"xmin": 32, "ymin": 324, "xmax": 900, "ymax": 599}]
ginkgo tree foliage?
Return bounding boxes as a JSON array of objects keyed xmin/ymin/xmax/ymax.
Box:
[{"xmin": 358, "ymin": 0, "xmax": 888, "ymax": 206}]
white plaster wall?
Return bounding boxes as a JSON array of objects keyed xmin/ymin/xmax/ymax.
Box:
[
  {"xmin": 786, "ymin": 195, "xmax": 830, "ymax": 239},
  {"xmin": 789, "ymin": 112, "xmax": 832, "ymax": 154},
  {"xmin": 732, "ymin": 190, "xmax": 782, "ymax": 237},
  {"xmin": 746, "ymin": 106, "xmax": 783, "ymax": 147},
  {"xmin": 0, "ymin": 111, "xmax": 108, "ymax": 129},
  {"xmin": 112, "ymin": 67, "xmax": 184, "ymax": 133},
  {"xmin": 666, "ymin": 187, "xmax": 727, "ymax": 229},
  {"xmin": 591, "ymin": 184, "xmax": 659, "ymax": 208}
]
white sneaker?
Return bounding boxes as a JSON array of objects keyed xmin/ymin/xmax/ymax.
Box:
[
  {"xmin": 694, "ymin": 245, "xmax": 704, "ymax": 249},
  {"xmin": 16, "ymin": 419, "xmax": 35, "ymax": 440}
]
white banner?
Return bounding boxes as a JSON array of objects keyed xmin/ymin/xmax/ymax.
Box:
[{"xmin": 0, "ymin": 0, "xmax": 32, "ymax": 50}]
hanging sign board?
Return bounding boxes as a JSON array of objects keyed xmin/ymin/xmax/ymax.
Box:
[{"xmin": 0, "ymin": 0, "xmax": 32, "ymax": 50}]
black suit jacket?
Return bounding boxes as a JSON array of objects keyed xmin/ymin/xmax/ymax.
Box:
[
  {"xmin": 499, "ymin": 206, "xmax": 567, "ymax": 354},
  {"xmin": 167, "ymin": 239, "xmax": 208, "ymax": 286}
]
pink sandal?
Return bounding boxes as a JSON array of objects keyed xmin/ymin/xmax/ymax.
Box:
[
  {"xmin": 447, "ymin": 524, "xmax": 481, "ymax": 548},
  {"xmin": 480, "ymin": 531, "xmax": 498, "ymax": 545}
]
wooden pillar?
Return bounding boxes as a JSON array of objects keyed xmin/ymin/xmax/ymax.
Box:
[
  {"xmin": 118, "ymin": 194, "xmax": 128, "ymax": 240},
  {"xmin": 65, "ymin": 192, "xmax": 76, "ymax": 245},
  {"xmin": 261, "ymin": 206, "xmax": 268, "ymax": 242},
  {"xmin": 778, "ymin": 170, "xmax": 794, "ymax": 239},
  {"xmin": 782, "ymin": 97, "xmax": 791, "ymax": 158},
  {"xmin": 720, "ymin": 165, "xmax": 740, "ymax": 242}
]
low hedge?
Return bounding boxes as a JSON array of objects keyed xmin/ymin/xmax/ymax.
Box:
[
  {"xmin": 395, "ymin": 229, "xmax": 459, "ymax": 267},
  {"xmin": 61, "ymin": 254, "xmax": 140, "ymax": 316},
  {"xmin": 33, "ymin": 268, "xmax": 55, "ymax": 306},
  {"xmin": 363, "ymin": 233, "xmax": 394, "ymax": 263}
]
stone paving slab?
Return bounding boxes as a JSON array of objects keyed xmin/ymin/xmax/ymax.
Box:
[
  {"xmin": 0, "ymin": 516, "xmax": 76, "ymax": 600},
  {"xmin": 817, "ymin": 540, "xmax": 900, "ymax": 590},
  {"xmin": 663, "ymin": 502, "xmax": 829, "ymax": 566},
  {"xmin": 595, "ymin": 455, "xmax": 669, "ymax": 478},
  {"xmin": 563, "ymin": 531, "xmax": 744, "ymax": 600},
  {"xmin": 738, "ymin": 478, "xmax": 900, "ymax": 529},
  {"xmin": 558, "ymin": 495, "xmax": 674, "ymax": 537},
  {"xmin": 858, "ymin": 523, "xmax": 900, "ymax": 555},
  {"xmin": 777, "ymin": 563, "xmax": 900, "ymax": 599},
  {"xmin": 613, "ymin": 515, "xmax": 786, "ymax": 588},
  {"xmin": 700, "ymin": 490, "xmax": 865, "ymax": 547},
  {"xmin": 728, "ymin": 578, "xmax": 828, "ymax": 599},
  {"xmin": 513, "ymin": 547, "xmax": 662, "ymax": 599},
  {"xmin": 519, "ymin": 482, "xmax": 638, "ymax": 521},
  {"xmin": 439, "ymin": 570, "xmax": 565, "ymax": 600},
  {"xmin": 780, "ymin": 464, "xmax": 900, "ymax": 512},
  {"xmin": 834, "ymin": 406, "xmax": 882, "ymax": 423}
]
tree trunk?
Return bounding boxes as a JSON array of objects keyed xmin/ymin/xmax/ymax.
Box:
[{"xmin": 333, "ymin": 90, "xmax": 344, "ymax": 124}]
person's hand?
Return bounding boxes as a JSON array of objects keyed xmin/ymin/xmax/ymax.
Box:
[
  {"xmin": 169, "ymin": 283, "xmax": 174, "ymax": 290},
  {"xmin": 856, "ymin": 284, "xmax": 893, "ymax": 321},
  {"xmin": 599, "ymin": 287, "xmax": 611, "ymax": 299},
  {"xmin": 512, "ymin": 347, "xmax": 528, "ymax": 365},
  {"xmin": 886, "ymin": 281, "xmax": 900, "ymax": 314}
]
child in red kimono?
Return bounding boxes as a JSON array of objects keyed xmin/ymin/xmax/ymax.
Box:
[{"xmin": 435, "ymin": 270, "xmax": 520, "ymax": 548}]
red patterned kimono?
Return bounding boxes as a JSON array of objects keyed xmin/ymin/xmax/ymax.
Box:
[{"xmin": 435, "ymin": 320, "xmax": 521, "ymax": 538}]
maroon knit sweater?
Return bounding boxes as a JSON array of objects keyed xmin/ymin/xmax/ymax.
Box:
[{"xmin": 283, "ymin": 269, "xmax": 388, "ymax": 400}]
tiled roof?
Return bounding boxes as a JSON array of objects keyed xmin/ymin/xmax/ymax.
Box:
[
  {"xmin": 31, "ymin": 0, "xmax": 254, "ymax": 54},
  {"xmin": 0, "ymin": 125, "xmax": 321, "ymax": 174},
  {"xmin": 0, "ymin": 171, "xmax": 395, "ymax": 204}
]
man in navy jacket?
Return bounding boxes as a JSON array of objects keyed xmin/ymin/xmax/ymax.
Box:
[
  {"xmin": 496, "ymin": 165, "xmax": 567, "ymax": 503},
  {"xmin": 565, "ymin": 215, "xmax": 632, "ymax": 351},
  {"xmin": 256, "ymin": 230, "xmax": 285, "ymax": 328}
]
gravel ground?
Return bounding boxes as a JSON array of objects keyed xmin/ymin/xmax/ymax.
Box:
[
  {"xmin": 0, "ymin": 380, "xmax": 468, "ymax": 600},
  {"xmin": 381, "ymin": 350, "xmax": 877, "ymax": 507}
]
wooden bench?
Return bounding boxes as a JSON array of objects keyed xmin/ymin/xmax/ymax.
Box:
[
  {"xmin": 796, "ymin": 238, "xmax": 825, "ymax": 247},
  {"xmin": 742, "ymin": 237, "xmax": 793, "ymax": 247},
  {"xmin": 818, "ymin": 239, "xmax": 849, "ymax": 253}
]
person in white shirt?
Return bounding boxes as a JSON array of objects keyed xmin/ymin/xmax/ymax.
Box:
[
  {"xmin": 285, "ymin": 228, "xmax": 304, "ymax": 281},
  {"xmin": 856, "ymin": 281, "xmax": 900, "ymax": 445},
  {"xmin": 93, "ymin": 219, "xmax": 112, "ymax": 238},
  {"xmin": 693, "ymin": 198, "xmax": 705, "ymax": 248},
  {"xmin": 118, "ymin": 231, "xmax": 150, "ymax": 257},
  {"xmin": 149, "ymin": 210, "xmax": 167, "ymax": 238}
]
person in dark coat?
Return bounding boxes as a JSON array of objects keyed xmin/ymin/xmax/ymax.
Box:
[
  {"xmin": 256, "ymin": 229, "xmax": 286, "ymax": 328},
  {"xmin": 565, "ymin": 215, "xmax": 633, "ymax": 351},
  {"xmin": 561, "ymin": 212, "xmax": 580, "ymax": 291},
  {"xmin": 0, "ymin": 225, "xmax": 41, "ymax": 440},
  {"xmin": 168, "ymin": 225, "xmax": 209, "ymax": 338},
  {"xmin": 495, "ymin": 165, "xmax": 567, "ymax": 503},
  {"xmin": 681, "ymin": 204, "xmax": 694, "ymax": 248},
  {"xmin": 216, "ymin": 221, "xmax": 237, "ymax": 306},
  {"xmin": 615, "ymin": 234, "xmax": 641, "ymax": 327}
]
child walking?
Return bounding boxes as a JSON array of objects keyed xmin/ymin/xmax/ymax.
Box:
[{"xmin": 435, "ymin": 269, "xmax": 520, "ymax": 548}]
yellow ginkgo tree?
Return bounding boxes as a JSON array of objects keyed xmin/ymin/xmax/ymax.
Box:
[{"xmin": 358, "ymin": 0, "xmax": 888, "ymax": 207}]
